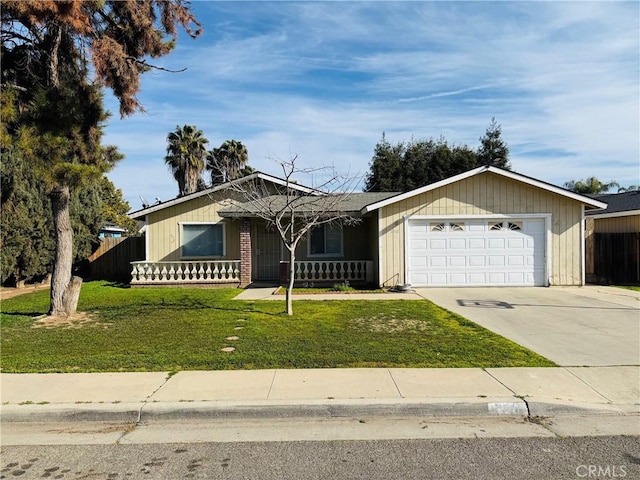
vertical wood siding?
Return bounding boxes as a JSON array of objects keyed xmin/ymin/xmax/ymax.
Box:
[
  {"xmin": 378, "ymin": 172, "xmax": 585, "ymax": 286},
  {"xmin": 147, "ymin": 194, "xmax": 240, "ymax": 261},
  {"xmin": 593, "ymin": 215, "xmax": 640, "ymax": 233}
]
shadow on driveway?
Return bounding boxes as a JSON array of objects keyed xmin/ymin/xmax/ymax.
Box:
[{"xmin": 420, "ymin": 286, "xmax": 640, "ymax": 367}]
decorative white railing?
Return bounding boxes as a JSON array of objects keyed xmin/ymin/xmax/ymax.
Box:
[
  {"xmin": 294, "ymin": 260, "xmax": 374, "ymax": 283},
  {"xmin": 130, "ymin": 261, "xmax": 241, "ymax": 285}
]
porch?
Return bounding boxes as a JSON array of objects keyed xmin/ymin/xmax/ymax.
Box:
[
  {"xmin": 130, "ymin": 259, "xmax": 374, "ymax": 286},
  {"xmin": 130, "ymin": 260, "xmax": 241, "ymax": 285}
]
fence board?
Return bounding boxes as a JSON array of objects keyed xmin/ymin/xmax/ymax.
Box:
[
  {"xmin": 88, "ymin": 237, "xmax": 145, "ymax": 282},
  {"xmin": 593, "ymin": 232, "xmax": 640, "ymax": 285}
]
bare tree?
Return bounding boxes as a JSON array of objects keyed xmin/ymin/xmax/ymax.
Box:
[{"xmin": 227, "ymin": 156, "xmax": 361, "ymax": 315}]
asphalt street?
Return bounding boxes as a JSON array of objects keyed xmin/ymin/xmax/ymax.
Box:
[{"xmin": 2, "ymin": 436, "xmax": 638, "ymax": 480}]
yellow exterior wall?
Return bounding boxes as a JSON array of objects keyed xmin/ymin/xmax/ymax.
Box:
[
  {"xmin": 295, "ymin": 217, "xmax": 375, "ymax": 262},
  {"xmin": 378, "ymin": 172, "xmax": 585, "ymax": 286},
  {"xmin": 593, "ymin": 215, "xmax": 640, "ymax": 233},
  {"xmin": 146, "ymin": 193, "xmax": 240, "ymax": 261}
]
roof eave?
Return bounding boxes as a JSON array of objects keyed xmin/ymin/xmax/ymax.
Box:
[
  {"xmin": 360, "ymin": 166, "xmax": 609, "ymax": 213},
  {"xmin": 587, "ymin": 209, "xmax": 640, "ymax": 219},
  {"xmin": 128, "ymin": 172, "xmax": 318, "ymax": 219}
]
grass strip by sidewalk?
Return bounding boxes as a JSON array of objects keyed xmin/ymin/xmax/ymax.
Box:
[{"xmin": 0, "ymin": 281, "xmax": 555, "ymax": 372}]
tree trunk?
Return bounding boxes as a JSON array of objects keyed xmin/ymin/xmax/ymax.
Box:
[
  {"xmin": 286, "ymin": 249, "xmax": 296, "ymax": 316},
  {"xmin": 49, "ymin": 185, "xmax": 81, "ymax": 316}
]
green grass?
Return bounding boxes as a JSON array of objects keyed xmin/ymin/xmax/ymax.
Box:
[
  {"xmin": 613, "ymin": 285, "xmax": 640, "ymax": 291},
  {"xmin": 0, "ymin": 281, "xmax": 555, "ymax": 372}
]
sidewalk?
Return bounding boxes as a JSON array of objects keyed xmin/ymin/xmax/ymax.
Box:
[
  {"xmin": 1, "ymin": 366, "xmax": 638, "ymax": 424},
  {"xmin": 234, "ymin": 285, "xmax": 424, "ymax": 300}
]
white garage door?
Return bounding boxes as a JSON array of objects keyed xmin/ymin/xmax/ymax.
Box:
[{"xmin": 407, "ymin": 218, "xmax": 546, "ymax": 286}]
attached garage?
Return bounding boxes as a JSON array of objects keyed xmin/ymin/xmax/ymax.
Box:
[
  {"xmin": 361, "ymin": 166, "xmax": 608, "ymax": 288},
  {"xmin": 406, "ymin": 217, "xmax": 547, "ymax": 286}
]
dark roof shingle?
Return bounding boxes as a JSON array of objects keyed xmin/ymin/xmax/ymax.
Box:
[{"xmin": 585, "ymin": 191, "xmax": 640, "ymax": 216}]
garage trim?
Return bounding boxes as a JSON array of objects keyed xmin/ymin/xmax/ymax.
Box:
[{"xmin": 403, "ymin": 214, "xmax": 552, "ymax": 287}]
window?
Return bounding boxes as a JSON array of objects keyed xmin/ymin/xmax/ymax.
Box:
[
  {"xmin": 489, "ymin": 222, "xmax": 503, "ymax": 231},
  {"xmin": 450, "ymin": 223, "xmax": 465, "ymax": 232},
  {"xmin": 181, "ymin": 223, "xmax": 224, "ymax": 257},
  {"xmin": 507, "ymin": 222, "xmax": 522, "ymax": 231},
  {"xmin": 430, "ymin": 223, "xmax": 446, "ymax": 232},
  {"xmin": 309, "ymin": 225, "xmax": 343, "ymax": 256}
]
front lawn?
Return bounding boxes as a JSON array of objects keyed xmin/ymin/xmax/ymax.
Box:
[
  {"xmin": 614, "ymin": 285, "xmax": 640, "ymax": 292},
  {"xmin": 0, "ymin": 282, "xmax": 555, "ymax": 372}
]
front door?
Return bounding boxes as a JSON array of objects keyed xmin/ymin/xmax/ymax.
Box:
[{"xmin": 253, "ymin": 224, "xmax": 281, "ymax": 280}]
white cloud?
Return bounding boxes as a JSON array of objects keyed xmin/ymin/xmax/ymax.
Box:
[{"xmin": 102, "ymin": 1, "xmax": 639, "ymax": 210}]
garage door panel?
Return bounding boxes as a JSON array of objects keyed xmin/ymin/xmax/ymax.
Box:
[
  {"xmin": 469, "ymin": 238, "xmax": 485, "ymax": 248},
  {"xmin": 449, "ymin": 238, "xmax": 466, "ymax": 249},
  {"xmin": 412, "ymin": 273, "xmax": 428, "ymax": 284},
  {"xmin": 468, "ymin": 273, "xmax": 487, "ymax": 284},
  {"xmin": 408, "ymin": 218, "xmax": 546, "ymax": 287},
  {"xmin": 468, "ymin": 255, "xmax": 485, "ymax": 266},
  {"xmin": 508, "ymin": 272, "xmax": 525, "ymax": 284},
  {"xmin": 488, "ymin": 272, "xmax": 506, "ymax": 284},
  {"xmin": 410, "ymin": 239, "xmax": 427, "ymax": 250},
  {"xmin": 449, "ymin": 256, "xmax": 466, "ymax": 267},
  {"xmin": 507, "ymin": 238, "xmax": 525, "ymax": 248},
  {"xmin": 508, "ymin": 255, "xmax": 525, "ymax": 266},
  {"xmin": 488, "ymin": 256, "xmax": 505, "ymax": 266},
  {"xmin": 526, "ymin": 220, "xmax": 545, "ymax": 233},
  {"xmin": 410, "ymin": 256, "xmax": 427, "ymax": 268},
  {"xmin": 430, "ymin": 256, "xmax": 446, "ymax": 267},
  {"xmin": 449, "ymin": 273, "xmax": 466, "ymax": 284}
]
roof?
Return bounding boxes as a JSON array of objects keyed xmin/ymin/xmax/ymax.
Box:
[
  {"xmin": 585, "ymin": 191, "xmax": 640, "ymax": 218},
  {"xmin": 128, "ymin": 172, "xmax": 319, "ymax": 220},
  {"xmin": 100, "ymin": 223, "xmax": 127, "ymax": 233},
  {"xmin": 361, "ymin": 165, "xmax": 608, "ymax": 214},
  {"xmin": 219, "ymin": 192, "xmax": 399, "ymax": 218}
]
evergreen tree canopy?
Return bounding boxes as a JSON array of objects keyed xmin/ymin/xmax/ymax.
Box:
[
  {"xmin": 1, "ymin": 0, "xmax": 201, "ymax": 315},
  {"xmin": 365, "ymin": 136, "xmax": 478, "ymax": 192},
  {"xmin": 477, "ymin": 117, "xmax": 510, "ymax": 168},
  {"xmin": 365, "ymin": 120, "xmax": 511, "ymax": 192}
]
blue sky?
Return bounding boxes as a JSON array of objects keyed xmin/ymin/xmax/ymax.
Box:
[{"xmin": 102, "ymin": 1, "xmax": 640, "ymax": 210}]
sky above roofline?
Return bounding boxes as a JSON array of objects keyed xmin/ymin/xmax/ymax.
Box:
[{"xmin": 102, "ymin": 1, "xmax": 640, "ymax": 211}]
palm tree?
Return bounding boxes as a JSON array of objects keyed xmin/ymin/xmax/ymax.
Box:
[
  {"xmin": 563, "ymin": 177, "xmax": 619, "ymax": 194},
  {"xmin": 165, "ymin": 125, "xmax": 209, "ymax": 196},
  {"xmin": 207, "ymin": 140, "xmax": 249, "ymax": 185}
]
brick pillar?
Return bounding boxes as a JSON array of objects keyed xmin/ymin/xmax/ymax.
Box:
[{"xmin": 239, "ymin": 218, "xmax": 252, "ymax": 287}]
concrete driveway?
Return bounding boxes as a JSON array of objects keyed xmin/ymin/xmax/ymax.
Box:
[{"xmin": 416, "ymin": 286, "xmax": 640, "ymax": 367}]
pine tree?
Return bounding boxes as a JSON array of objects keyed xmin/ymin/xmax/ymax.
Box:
[
  {"xmin": 1, "ymin": 1, "xmax": 201, "ymax": 315},
  {"xmin": 477, "ymin": 118, "xmax": 510, "ymax": 169}
]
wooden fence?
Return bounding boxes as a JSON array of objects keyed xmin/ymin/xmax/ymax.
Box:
[
  {"xmin": 593, "ymin": 232, "xmax": 640, "ymax": 285},
  {"xmin": 87, "ymin": 236, "xmax": 145, "ymax": 282}
]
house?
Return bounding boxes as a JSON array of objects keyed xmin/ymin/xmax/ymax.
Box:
[
  {"xmin": 585, "ymin": 191, "xmax": 640, "ymax": 284},
  {"xmin": 128, "ymin": 166, "xmax": 606, "ymax": 288},
  {"xmin": 98, "ymin": 223, "xmax": 127, "ymax": 239}
]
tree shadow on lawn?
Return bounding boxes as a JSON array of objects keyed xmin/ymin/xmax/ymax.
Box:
[{"xmin": 1, "ymin": 311, "xmax": 46, "ymax": 318}]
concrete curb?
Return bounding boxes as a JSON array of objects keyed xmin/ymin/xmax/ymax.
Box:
[
  {"xmin": 2, "ymin": 398, "xmax": 631, "ymax": 424},
  {"xmin": 526, "ymin": 401, "xmax": 638, "ymax": 417},
  {"xmin": 0, "ymin": 403, "xmax": 142, "ymax": 423}
]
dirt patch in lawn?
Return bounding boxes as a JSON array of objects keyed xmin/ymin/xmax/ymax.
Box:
[
  {"xmin": 32, "ymin": 312, "xmax": 110, "ymax": 329},
  {"xmin": 352, "ymin": 315, "xmax": 433, "ymax": 333}
]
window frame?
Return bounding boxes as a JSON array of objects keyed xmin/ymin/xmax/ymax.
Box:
[
  {"xmin": 307, "ymin": 224, "xmax": 344, "ymax": 257},
  {"xmin": 179, "ymin": 221, "xmax": 226, "ymax": 259}
]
